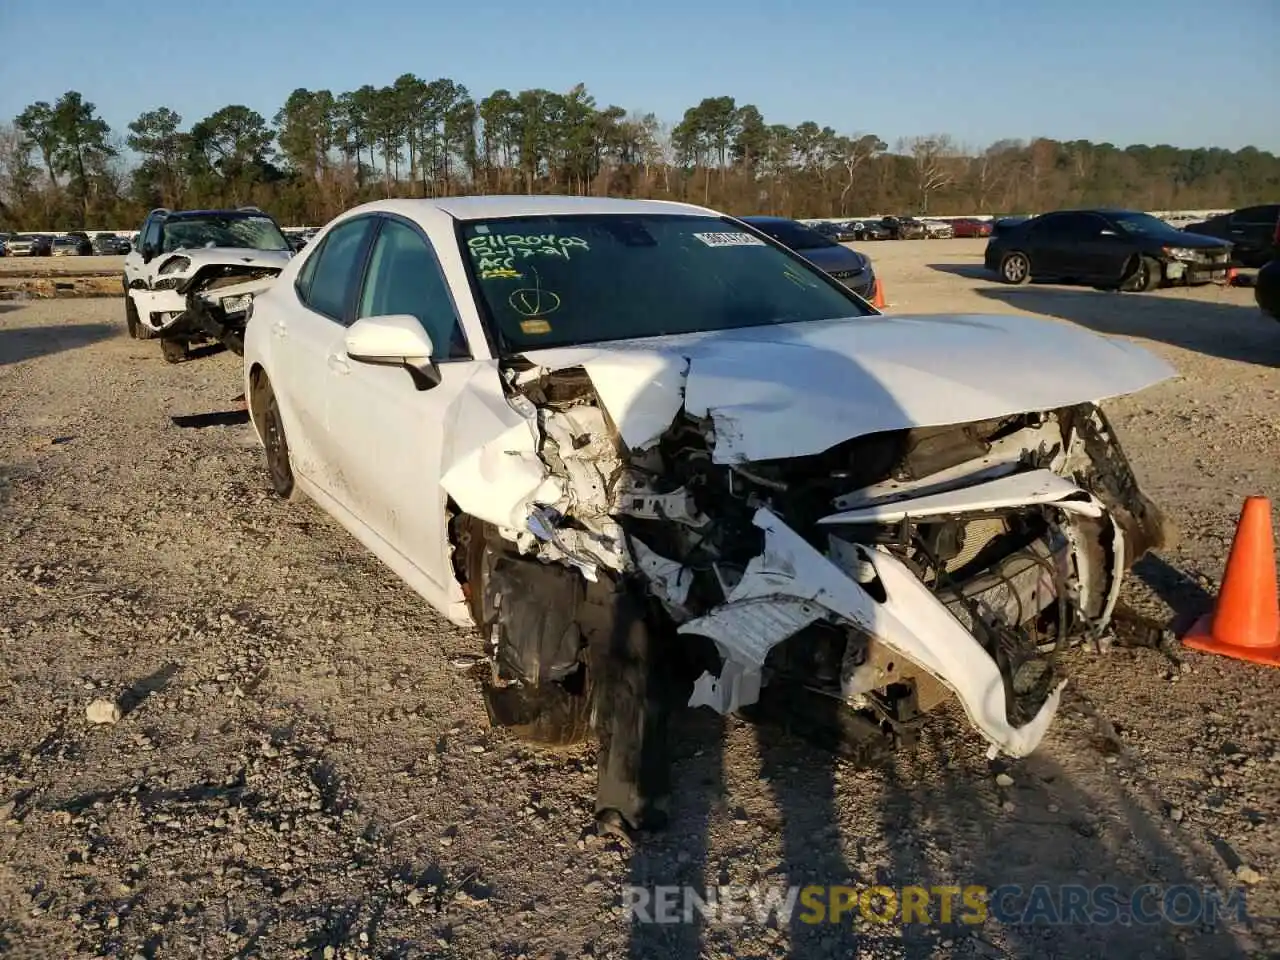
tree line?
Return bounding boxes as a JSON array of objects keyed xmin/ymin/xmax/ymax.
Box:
[{"xmin": 1, "ymin": 81, "xmax": 1277, "ymax": 230}]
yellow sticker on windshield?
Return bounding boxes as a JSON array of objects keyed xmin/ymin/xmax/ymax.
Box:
[{"xmin": 520, "ymin": 318, "xmax": 552, "ymax": 335}]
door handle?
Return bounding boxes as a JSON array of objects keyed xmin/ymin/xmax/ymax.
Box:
[{"xmin": 327, "ymin": 353, "xmax": 350, "ymax": 374}]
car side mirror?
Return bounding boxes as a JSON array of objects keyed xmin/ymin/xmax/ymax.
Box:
[
  {"xmin": 141, "ymin": 243, "xmax": 156, "ymax": 262},
  {"xmin": 345, "ymin": 314, "xmax": 441, "ymax": 390}
]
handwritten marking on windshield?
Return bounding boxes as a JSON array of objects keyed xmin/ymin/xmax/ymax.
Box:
[
  {"xmin": 509, "ymin": 288, "xmax": 562, "ymax": 317},
  {"xmin": 468, "ymin": 235, "xmax": 590, "ymax": 260},
  {"xmin": 694, "ymin": 231, "xmax": 766, "ymax": 248},
  {"xmin": 480, "ymin": 267, "xmax": 523, "ymax": 280}
]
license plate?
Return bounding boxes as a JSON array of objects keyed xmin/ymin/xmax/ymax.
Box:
[{"xmin": 221, "ymin": 294, "xmax": 253, "ymax": 315}]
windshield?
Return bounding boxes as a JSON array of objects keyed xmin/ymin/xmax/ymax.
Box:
[
  {"xmin": 742, "ymin": 218, "xmax": 836, "ymax": 251},
  {"xmin": 160, "ymin": 214, "xmax": 289, "ymax": 253},
  {"xmin": 1109, "ymin": 211, "xmax": 1178, "ymax": 236},
  {"xmin": 461, "ymin": 214, "xmax": 873, "ymax": 355}
]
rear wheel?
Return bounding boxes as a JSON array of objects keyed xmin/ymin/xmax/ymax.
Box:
[
  {"xmin": 253, "ymin": 375, "xmax": 301, "ymax": 500},
  {"xmin": 999, "ymin": 251, "xmax": 1031, "ymax": 284}
]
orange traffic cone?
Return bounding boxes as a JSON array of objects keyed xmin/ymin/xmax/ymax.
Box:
[
  {"xmin": 1182, "ymin": 496, "xmax": 1280, "ymax": 666},
  {"xmin": 871, "ymin": 278, "xmax": 887, "ymax": 309}
]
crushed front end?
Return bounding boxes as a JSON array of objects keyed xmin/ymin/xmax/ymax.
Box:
[
  {"xmin": 131, "ymin": 251, "xmax": 288, "ymax": 357},
  {"xmin": 445, "ymin": 359, "xmax": 1170, "ymax": 763}
]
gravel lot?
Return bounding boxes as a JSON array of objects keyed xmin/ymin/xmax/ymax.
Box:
[{"xmin": 1, "ymin": 239, "xmax": 1278, "ymax": 959}]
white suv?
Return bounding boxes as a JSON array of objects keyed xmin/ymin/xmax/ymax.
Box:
[{"xmin": 122, "ymin": 207, "xmax": 294, "ymax": 363}]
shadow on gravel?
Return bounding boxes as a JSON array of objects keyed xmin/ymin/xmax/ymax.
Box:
[
  {"xmin": 170, "ymin": 409, "xmax": 251, "ymax": 428},
  {"xmin": 974, "ymin": 287, "xmax": 1280, "ymax": 368},
  {"xmin": 626, "ymin": 713, "xmax": 1255, "ymax": 958},
  {"xmin": 927, "ymin": 262, "xmax": 992, "ymax": 281},
  {"xmin": 0, "ymin": 321, "xmax": 115, "ymax": 366},
  {"xmin": 1133, "ymin": 554, "xmax": 1217, "ymax": 632},
  {"xmin": 119, "ymin": 663, "xmax": 181, "ymax": 717},
  {"xmin": 881, "ymin": 735, "xmax": 1254, "ymax": 960}
]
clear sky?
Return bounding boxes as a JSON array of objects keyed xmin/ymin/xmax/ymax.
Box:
[{"xmin": 3, "ymin": 0, "xmax": 1277, "ymax": 153}]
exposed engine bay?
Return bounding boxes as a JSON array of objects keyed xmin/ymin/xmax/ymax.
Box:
[
  {"xmin": 446, "ymin": 355, "xmax": 1171, "ymax": 762},
  {"xmin": 129, "ymin": 250, "xmax": 288, "ymax": 357}
]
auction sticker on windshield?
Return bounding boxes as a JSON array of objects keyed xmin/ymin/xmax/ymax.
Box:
[{"xmin": 694, "ymin": 232, "xmax": 766, "ymax": 248}]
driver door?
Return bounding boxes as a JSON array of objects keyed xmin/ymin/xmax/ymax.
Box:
[{"xmin": 319, "ymin": 215, "xmax": 478, "ymax": 592}]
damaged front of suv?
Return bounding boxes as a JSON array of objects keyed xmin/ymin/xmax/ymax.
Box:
[
  {"xmin": 434, "ymin": 210, "xmax": 1175, "ymax": 824},
  {"xmin": 126, "ymin": 209, "xmax": 293, "ymax": 362}
]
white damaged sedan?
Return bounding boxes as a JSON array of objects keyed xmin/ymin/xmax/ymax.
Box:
[{"xmin": 244, "ymin": 196, "xmax": 1175, "ymax": 831}]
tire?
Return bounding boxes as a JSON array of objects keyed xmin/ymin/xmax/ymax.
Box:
[
  {"xmin": 463, "ymin": 516, "xmax": 596, "ymax": 747},
  {"xmin": 124, "ymin": 289, "xmax": 158, "ymax": 339},
  {"xmin": 1121, "ymin": 255, "xmax": 1162, "ymax": 293},
  {"xmin": 160, "ymin": 339, "xmax": 187, "ymax": 364},
  {"xmin": 999, "ymin": 251, "xmax": 1031, "ymax": 284},
  {"xmin": 255, "ymin": 375, "xmax": 300, "ymax": 500}
]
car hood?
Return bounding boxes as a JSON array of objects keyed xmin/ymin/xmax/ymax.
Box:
[
  {"xmin": 1157, "ymin": 230, "xmax": 1231, "ymax": 250},
  {"xmin": 161, "ymin": 247, "xmax": 293, "ymax": 271},
  {"xmin": 519, "ymin": 313, "xmax": 1175, "ymax": 463},
  {"xmin": 795, "ymin": 244, "xmax": 868, "ymax": 273}
]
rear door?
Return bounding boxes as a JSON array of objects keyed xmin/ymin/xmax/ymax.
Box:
[
  {"xmin": 269, "ymin": 214, "xmax": 379, "ymax": 484},
  {"xmin": 1022, "ymin": 214, "xmax": 1077, "ymax": 277},
  {"xmin": 1075, "ymin": 213, "xmax": 1135, "ymax": 281}
]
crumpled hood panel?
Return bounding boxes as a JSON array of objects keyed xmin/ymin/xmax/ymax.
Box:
[
  {"xmin": 521, "ymin": 313, "xmax": 1176, "ymax": 462},
  {"xmin": 165, "ymin": 247, "xmax": 293, "ymax": 274}
]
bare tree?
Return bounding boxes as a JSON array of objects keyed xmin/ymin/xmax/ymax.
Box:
[
  {"xmin": 902, "ymin": 134, "xmax": 959, "ymax": 213},
  {"xmin": 835, "ymin": 133, "xmax": 886, "ymax": 215}
]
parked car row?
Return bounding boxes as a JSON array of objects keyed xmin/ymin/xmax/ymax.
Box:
[
  {"xmin": 738, "ymin": 215, "xmax": 878, "ymax": 300},
  {"xmin": 0, "ymin": 230, "xmax": 132, "ymax": 256}
]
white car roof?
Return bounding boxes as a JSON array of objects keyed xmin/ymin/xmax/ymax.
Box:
[{"xmin": 343, "ymin": 195, "xmax": 720, "ymax": 223}]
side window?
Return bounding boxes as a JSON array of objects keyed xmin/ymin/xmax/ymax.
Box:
[
  {"xmin": 142, "ymin": 217, "xmax": 162, "ymax": 253},
  {"xmin": 1027, "ymin": 215, "xmax": 1058, "ymax": 238},
  {"xmin": 301, "ymin": 217, "xmax": 376, "ymax": 322},
  {"xmin": 294, "ymin": 236, "xmax": 326, "ymax": 302},
  {"xmin": 357, "ymin": 218, "xmax": 469, "ymax": 359},
  {"xmin": 1051, "ymin": 214, "xmax": 1102, "ymax": 240}
]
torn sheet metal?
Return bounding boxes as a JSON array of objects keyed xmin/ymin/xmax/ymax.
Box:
[
  {"xmin": 440, "ymin": 381, "xmax": 566, "ymax": 534},
  {"xmin": 680, "ymin": 598, "xmax": 824, "ymax": 667},
  {"xmin": 818, "ymin": 469, "xmax": 1105, "ymax": 525},
  {"xmin": 629, "ymin": 538, "xmax": 694, "ymax": 611},
  {"xmin": 522, "ymin": 313, "xmax": 1175, "ymax": 462},
  {"xmin": 683, "ymin": 507, "xmax": 1066, "ymax": 759},
  {"xmin": 130, "ymin": 288, "xmax": 188, "ymax": 328},
  {"xmin": 832, "ymin": 421, "xmax": 1066, "ymax": 510},
  {"xmin": 688, "ymin": 660, "xmax": 763, "ymax": 714}
]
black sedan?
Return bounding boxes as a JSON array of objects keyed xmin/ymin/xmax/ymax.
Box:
[
  {"xmin": 811, "ymin": 220, "xmax": 858, "ymax": 242},
  {"xmin": 91, "ymin": 233, "xmax": 131, "ymax": 255},
  {"xmin": 879, "ymin": 216, "xmax": 928, "ymax": 240},
  {"xmin": 738, "ymin": 215, "xmax": 877, "ymax": 300},
  {"xmin": 1256, "ymin": 259, "xmax": 1279, "ymax": 322},
  {"xmin": 1182, "ymin": 204, "xmax": 1280, "ymax": 268},
  {"xmin": 984, "ymin": 209, "xmax": 1234, "ymax": 291},
  {"xmin": 850, "ymin": 219, "xmax": 892, "ymax": 241}
]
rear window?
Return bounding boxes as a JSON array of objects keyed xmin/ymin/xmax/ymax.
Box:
[{"xmin": 460, "ymin": 214, "xmax": 872, "ymax": 355}]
